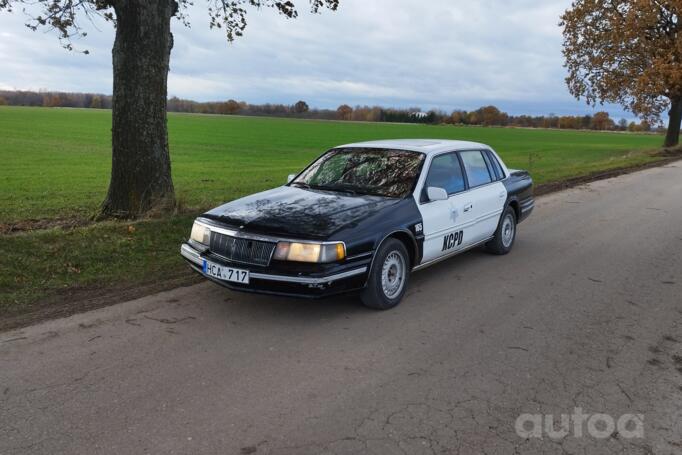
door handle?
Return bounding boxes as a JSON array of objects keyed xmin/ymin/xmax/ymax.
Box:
[
  {"xmin": 498, "ymin": 191, "xmax": 506, "ymax": 199},
  {"xmin": 463, "ymin": 203, "xmax": 473, "ymax": 212}
]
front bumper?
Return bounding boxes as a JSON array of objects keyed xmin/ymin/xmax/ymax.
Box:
[{"xmin": 180, "ymin": 243, "xmax": 371, "ymax": 298}]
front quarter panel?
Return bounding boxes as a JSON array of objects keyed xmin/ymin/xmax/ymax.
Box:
[{"xmin": 332, "ymin": 197, "xmax": 424, "ymax": 266}]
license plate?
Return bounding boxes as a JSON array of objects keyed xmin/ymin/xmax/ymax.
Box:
[{"xmin": 202, "ymin": 260, "xmax": 250, "ymax": 284}]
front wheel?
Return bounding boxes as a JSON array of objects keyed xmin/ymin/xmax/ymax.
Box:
[
  {"xmin": 485, "ymin": 206, "xmax": 517, "ymax": 255},
  {"xmin": 361, "ymin": 238, "xmax": 411, "ymax": 310}
]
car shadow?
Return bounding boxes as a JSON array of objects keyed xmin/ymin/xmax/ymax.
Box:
[
  {"xmin": 409, "ymin": 247, "xmax": 492, "ymax": 286},
  {"xmin": 207, "ymin": 287, "xmax": 370, "ymax": 324},
  {"xmin": 199, "ymin": 246, "xmax": 500, "ymax": 324}
]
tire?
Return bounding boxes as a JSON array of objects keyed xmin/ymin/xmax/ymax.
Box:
[
  {"xmin": 485, "ymin": 206, "xmax": 517, "ymax": 255},
  {"xmin": 361, "ymin": 238, "xmax": 411, "ymax": 310}
]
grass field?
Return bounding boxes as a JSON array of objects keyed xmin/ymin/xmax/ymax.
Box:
[
  {"xmin": 0, "ymin": 106, "xmax": 663, "ymax": 223},
  {"xmin": 0, "ymin": 106, "xmax": 667, "ymax": 319}
]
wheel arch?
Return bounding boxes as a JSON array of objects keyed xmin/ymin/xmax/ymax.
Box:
[
  {"xmin": 367, "ymin": 230, "xmax": 420, "ymax": 283},
  {"xmin": 507, "ymin": 198, "xmax": 521, "ymax": 220},
  {"xmin": 386, "ymin": 230, "xmax": 419, "ymax": 268}
]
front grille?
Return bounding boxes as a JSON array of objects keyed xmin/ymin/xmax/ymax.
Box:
[{"xmin": 209, "ymin": 232, "xmax": 276, "ymax": 267}]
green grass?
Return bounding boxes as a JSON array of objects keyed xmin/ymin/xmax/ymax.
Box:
[
  {"xmin": 0, "ymin": 106, "xmax": 666, "ymax": 314},
  {"xmin": 0, "ymin": 216, "xmax": 195, "ymax": 311},
  {"xmin": 0, "ymin": 106, "xmax": 663, "ymax": 223}
]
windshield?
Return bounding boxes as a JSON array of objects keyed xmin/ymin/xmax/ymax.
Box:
[{"xmin": 291, "ymin": 148, "xmax": 425, "ymax": 198}]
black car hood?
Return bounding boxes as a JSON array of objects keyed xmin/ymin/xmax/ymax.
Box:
[{"xmin": 203, "ymin": 186, "xmax": 401, "ymax": 239}]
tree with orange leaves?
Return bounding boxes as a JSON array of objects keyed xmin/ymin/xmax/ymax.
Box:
[{"xmin": 562, "ymin": 1, "xmax": 682, "ymax": 146}]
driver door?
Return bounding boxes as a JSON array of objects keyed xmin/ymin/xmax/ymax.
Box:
[{"xmin": 418, "ymin": 153, "xmax": 476, "ymax": 264}]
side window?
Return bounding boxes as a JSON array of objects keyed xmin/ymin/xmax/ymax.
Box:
[
  {"xmin": 460, "ymin": 151, "xmax": 493, "ymax": 188},
  {"xmin": 422, "ymin": 153, "xmax": 466, "ymax": 201},
  {"xmin": 485, "ymin": 150, "xmax": 505, "ymax": 180}
]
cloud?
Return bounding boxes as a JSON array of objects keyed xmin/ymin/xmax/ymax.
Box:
[{"xmin": 0, "ymin": 0, "xmax": 630, "ymax": 117}]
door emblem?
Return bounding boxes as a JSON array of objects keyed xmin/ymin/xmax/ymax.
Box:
[{"xmin": 450, "ymin": 209, "xmax": 459, "ymax": 223}]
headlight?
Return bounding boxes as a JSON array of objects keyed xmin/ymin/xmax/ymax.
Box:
[
  {"xmin": 190, "ymin": 221, "xmax": 210, "ymax": 245},
  {"xmin": 274, "ymin": 241, "xmax": 346, "ymax": 263}
]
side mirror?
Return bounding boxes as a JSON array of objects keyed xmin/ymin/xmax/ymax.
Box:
[
  {"xmin": 287, "ymin": 174, "xmax": 296, "ymax": 183},
  {"xmin": 426, "ymin": 187, "xmax": 448, "ymax": 202}
]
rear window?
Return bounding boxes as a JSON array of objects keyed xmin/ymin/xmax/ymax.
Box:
[
  {"xmin": 485, "ymin": 150, "xmax": 505, "ymax": 180},
  {"xmin": 460, "ymin": 151, "xmax": 493, "ymax": 187}
]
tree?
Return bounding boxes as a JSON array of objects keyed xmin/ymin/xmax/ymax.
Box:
[
  {"xmin": 90, "ymin": 95, "xmax": 103, "ymax": 109},
  {"xmin": 562, "ymin": 1, "xmax": 682, "ymax": 147},
  {"xmin": 478, "ymin": 105, "xmax": 503, "ymax": 126},
  {"xmin": 450, "ymin": 110, "xmax": 467, "ymax": 125},
  {"xmin": 0, "ymin": 96, "xmax": 7, "ymax": 106},
  {"xmin": 336, "ymin": 104, "xmax": 353, "ymax": 120},
  {"xmin": 466, "ymin": 111, "xmax": 480, "ymax": 125},
  {"xmin": 43, "ymin": 94, "xmax": 62, "ymax": 107},
  {"xmin": 591, "ymin": 111, "xmax": 614, "ymax": 131},
  {"xmin": 558, "ymin": 116, "xmax": 577, "ymax": 129},
  {"xmin": 216, "ymin": 99, "xmax": 242, "ymax": 115},
  {"xmin": 1, "ymin": 0, "xmax": 340, "ymax": 218},
  {"xmin": 294, "ymin": 100, "xmax": 309, "ymax": 114}
]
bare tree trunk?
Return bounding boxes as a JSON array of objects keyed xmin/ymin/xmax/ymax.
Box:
[
  {"xmin": 664, "ymin": 96, "xmax": 682, "ymax": 148},
  {"xmin": 100, "ymin": 0, "xmax": 176, "ymax": 218}
]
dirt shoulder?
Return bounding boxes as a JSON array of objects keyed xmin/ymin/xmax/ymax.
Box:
[
  {"xmin": 0, "ymin": 274, "xmax": 202, "ymax": 332},
  {"xmin": 535, "ymin": 149, "xmax": 682, "ymax": 196}
]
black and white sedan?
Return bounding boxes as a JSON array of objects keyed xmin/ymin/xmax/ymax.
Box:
[{"xmin": 181, "ymin": 139, "xmax": 533, "ymax": 309}]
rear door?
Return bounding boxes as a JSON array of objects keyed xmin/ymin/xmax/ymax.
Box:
[
  {"xmin": 418, "ymin": 152, "xmax": 477, "ymax": 263},
  {"xmin": 458, "ymin": 150, "xmax": 507, "ymax": 244}
]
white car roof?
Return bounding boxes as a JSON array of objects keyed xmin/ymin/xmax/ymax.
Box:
[{"xmin": 336, "ymin": 139, "xmax": 490, "ymax": 155}]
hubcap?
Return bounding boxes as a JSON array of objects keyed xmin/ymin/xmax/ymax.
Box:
[
  {"xmin": 381, "ymin": 251, "xmax": 406, "ymax": 299},
  {"xmin": 501, "ymin": 213, "xmax": 515, "ymax": 248}
]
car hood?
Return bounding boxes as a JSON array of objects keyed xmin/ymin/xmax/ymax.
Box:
[{"xmin": 203, "ymin": 186, "xmax": 401, "ymax": 239}]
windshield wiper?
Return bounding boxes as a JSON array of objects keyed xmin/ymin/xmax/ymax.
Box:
[
  {"xmin": 294, "ymin": 182, "xmax": 385, "ymax": 197},
  {"xmin": 313, "ymin": 185, "xmax": 359, "ymax": 195},
  {"xmin": 290, "ymin": 181, "xmax": 311, "ymax": 189},
  {"xmin": 292, "ymin": 182, "xmax": 353, "ymax": 194}
]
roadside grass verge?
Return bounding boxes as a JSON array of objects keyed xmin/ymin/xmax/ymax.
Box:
[{"xmin": 0, "ymin": 215, "xmax": 198, "ymax": 316}]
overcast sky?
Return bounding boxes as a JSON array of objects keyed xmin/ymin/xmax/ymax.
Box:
[{"xmin": 0, "ymin": 0, "xmax": 630, "ymax": 118}]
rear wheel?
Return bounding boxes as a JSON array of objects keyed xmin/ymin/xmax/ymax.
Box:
[
  {"xmin": 361, "ymin": 238, "xmax": 410, "ymax": 310},
  {"xmin": 485, "ymin": 206, "xmax": 517, "ymax": 255}
]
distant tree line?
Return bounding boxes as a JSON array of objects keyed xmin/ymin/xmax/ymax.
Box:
[
  {"xmin": 0, "ymin": 90, "xmax": 658, "ymax": 133},
  {"xmin": 0, "ymin": 90, "xmax": 112, "ymax": 109},
  {"xmin": 438, "ymin": 105, "xmax": 655, "ymax": 132}
]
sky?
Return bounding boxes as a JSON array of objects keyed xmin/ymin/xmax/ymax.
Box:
[{"xmin": 0, "ymin": 0, "xmax": 631, "ymax": 118}]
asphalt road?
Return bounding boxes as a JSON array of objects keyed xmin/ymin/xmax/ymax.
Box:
[{"xmin": 2, "ymin": 163, "xmax": 682, "ymax": 455}]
